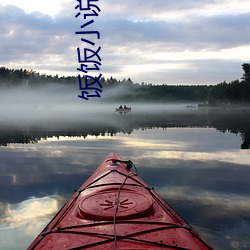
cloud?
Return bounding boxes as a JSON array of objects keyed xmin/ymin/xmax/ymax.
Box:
[
  {"xmin": 95, "ymin": 11, "xmax": 250, "ymax": 50},
  {"xmin": 0, "ymin": 196, "xmax": 61, "ymax": 249},
  {"xmin": 0, "ymin": 196, "xmax": 59, "ymax": 229},
  {"xmin": 98, "ymin": 0, "xmax": 250, "ymax": 19},
  {"xmin": 0, "ymin": 5, "xmax": 76, "ymax": 71},
  {"xmin": 0, "ymin": 1, "xmax": 250, "ymax": 84}
]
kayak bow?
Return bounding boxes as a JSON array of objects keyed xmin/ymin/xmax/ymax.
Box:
[{"xmin": 28, "ymin": 152, "xmax": 213, "ymax": 249}]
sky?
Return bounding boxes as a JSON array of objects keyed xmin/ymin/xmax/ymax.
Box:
[{"xmin": 0, "ymin": 0, "xmax": 250, "ymax": 85}]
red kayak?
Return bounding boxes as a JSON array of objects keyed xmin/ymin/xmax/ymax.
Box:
[{"xmin": 28, "ymin": 152, "xmax": 213, "ymax": 249}]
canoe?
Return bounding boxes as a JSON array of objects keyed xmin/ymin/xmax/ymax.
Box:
[{"xmin": 28, "ymin": 152, "xmax": 213, "ymax": 249}]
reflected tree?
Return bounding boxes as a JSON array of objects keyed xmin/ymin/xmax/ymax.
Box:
[{"xmin": 1, "ymin": 110, "xmax": 250, "ymax": 150}]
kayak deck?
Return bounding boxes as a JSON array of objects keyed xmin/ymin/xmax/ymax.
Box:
[{"xmin": 28, "ymin": 152, "xmax": 213, "ymax": 249}]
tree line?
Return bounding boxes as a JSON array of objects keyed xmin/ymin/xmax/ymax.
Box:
[
  {"xmin": 0, "ymin": 63, "xmax": 249, "ymax": 104},
  {"xmin": 208, "ymin": 63, "xmax": 250, "ymax": 105}
]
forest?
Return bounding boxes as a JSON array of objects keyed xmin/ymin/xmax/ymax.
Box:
[{"xmin": 0, "ymin": 63, "xmax": 250, "ymax": 104}]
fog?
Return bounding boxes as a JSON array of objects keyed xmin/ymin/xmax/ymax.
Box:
[
  {"xmin": 0, "ymin": 84, "xmax": 197, "ymax": 125},
  {"xmin": 0, "ymin": 85, "xmax": 111, "ymax": 124},
  {"xmin": 1, "ymin": 84, "xmax": 249, "ymax": 150}
]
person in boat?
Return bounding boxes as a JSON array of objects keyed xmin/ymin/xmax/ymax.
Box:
[
  {"xmin": 124, "ymin": 105, "xmax": 127, "ymax": 109},
  {"xmin": 119, "ymin": 105, "xmax": 123, "ymax": 109}
]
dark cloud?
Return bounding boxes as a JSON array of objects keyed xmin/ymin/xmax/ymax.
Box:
[
  {"xmin": 183, "ymin": 13, "xmax": 250, "ymax": 49},
  {"xmin": 95, "ymin": 12, "xmax": 250, "ymax": 50}
]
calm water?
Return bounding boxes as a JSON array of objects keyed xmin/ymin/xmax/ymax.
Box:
[{"xmin": 0, "ymin": 105, "xmax": 250, "ymax": 249}]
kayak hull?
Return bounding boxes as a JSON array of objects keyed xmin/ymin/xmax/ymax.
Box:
[{"xmin": 28, "ymin": 152, "xmax": 213, "ymax": 249}]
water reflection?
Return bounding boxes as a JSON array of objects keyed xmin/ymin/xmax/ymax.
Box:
[
  {"xmin": 0, "ymin": 196, "xmax": 62, "ymax": 250},
  {"xmin": 0, "ymin": 108, "xmax": 250, "ymax": 249},
  {"xmin": 1, "ymin": 196, "xmax": 59, "ymax": 228},
  {"xmin": 0, "ymin": 106, "xmax": 250, "ymax": 149}
]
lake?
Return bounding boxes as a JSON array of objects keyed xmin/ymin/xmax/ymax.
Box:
[{"xmin": 0, "ymin": 104, "xmax": 250, "ymax": 249}]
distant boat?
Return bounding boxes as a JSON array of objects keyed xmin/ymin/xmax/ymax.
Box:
[{"xmin": 115, "ymin": 107, "xmax": 132, "ymax": 113}]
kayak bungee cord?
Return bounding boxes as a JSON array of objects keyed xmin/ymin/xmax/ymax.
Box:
[{"xmin": 112, "ymin": 159, "xmax": 138, "ymax": 250}]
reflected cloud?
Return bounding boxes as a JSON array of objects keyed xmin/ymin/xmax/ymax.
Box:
[
  {"xmin": 156, "ymin": 186, "xmax": 250, "ymax": 249},
  {"xmin": 157, "ymin": 186, "xmax": 250, "ymax": 216},
  {"xmin": 0, "ymin": 196, "xmax": 59, "ymax": 230},
  {"xmin": 154, "ymin": 150, "xmax": 250, "ymax": 166},
  {"xmin": 121, "ymin": 138, "xmax": 185, "ymax": 150},
  {"xmin": 0, "ymin": 196, "xmax": 63, "ymax": 250}
]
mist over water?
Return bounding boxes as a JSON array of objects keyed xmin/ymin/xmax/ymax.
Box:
[
  {"xmin": 0, "ymin": 84, "xmax": 198, "ymax": 125},
  {"xmin": 0, "ymin": 85, "xmax": 106, "ymax": 120},
  {"xmin": 1, "ymin": 84, "xmax": 250, "ymax": 150}
]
